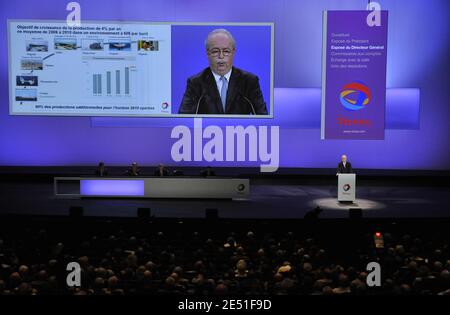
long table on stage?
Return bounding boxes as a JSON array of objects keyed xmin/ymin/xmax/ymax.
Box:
[{"xmin": 54, "ymin": 176, "xmax": 250, "ymax": 199}]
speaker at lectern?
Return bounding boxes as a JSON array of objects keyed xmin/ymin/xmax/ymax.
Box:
[{"xmin": 338, "ymin": 173, "xmax": 356, "ymax": 202}]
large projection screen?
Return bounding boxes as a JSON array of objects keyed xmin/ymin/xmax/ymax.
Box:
[{"xmin": 8, "ymin": 20, "xmax": 274, "ymax": 118}]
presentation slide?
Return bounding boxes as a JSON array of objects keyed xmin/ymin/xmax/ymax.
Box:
[{"xmin": 8, "ymin": 20, "xmax": 273, "ymax": 118}]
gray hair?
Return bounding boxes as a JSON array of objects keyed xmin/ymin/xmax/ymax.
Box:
[{"xmin": 205, "ymin": 29, "xmax": 236, "ymax": 50}]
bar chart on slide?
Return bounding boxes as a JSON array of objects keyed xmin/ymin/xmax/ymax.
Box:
[
  {"xmin": 83, "ymin": 56, "xmax": 137, "ymax": 101},
  {"xmin": 92, "ymin": 67, "xmax": 134, "ymax": 96}
]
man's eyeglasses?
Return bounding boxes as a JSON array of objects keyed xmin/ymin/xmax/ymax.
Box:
[{"xmin": 208, "ymin": 48, "xmax": 233, "ymax": 57}]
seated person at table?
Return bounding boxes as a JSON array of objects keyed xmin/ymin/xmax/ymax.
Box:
[
  {"xmin": 173, "ymin": 169, "xmax": 184, "ymax": 176},
  {"xmin": 125, "ymin": 162, "xmax": 142, "ymax": 176},
  {"xmin": 200, "ymin": 166, "xmax": 216, "ymax": 177},
  {"xmin": 95, "ymin": 161, "xmax": 108, "ymax": 176},
  {"xmin": 154, "ymin": 164, "xmax": 169, "ymax": 176}
]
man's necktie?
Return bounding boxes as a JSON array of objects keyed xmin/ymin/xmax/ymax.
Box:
[{"xmin": 220, "ymin": 76, "xmax": 228, "ymax": 112}]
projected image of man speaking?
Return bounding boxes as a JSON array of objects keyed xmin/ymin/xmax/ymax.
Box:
[{"xmin": 178, "ymin": 29, "xmax": 268, "ymax": 115}]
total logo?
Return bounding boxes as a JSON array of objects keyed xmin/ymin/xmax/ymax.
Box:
[
  {"xmin": 340, "ymin": 81, "xmax": 371, "ymax": 111},
  {"xmin": 161, "ymin": 102, "xmax": 169, "ymax": 110}
]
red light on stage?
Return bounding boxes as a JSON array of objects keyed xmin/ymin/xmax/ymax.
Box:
[{"xmin": 375, "ymin": 232, "xmax": 381, "ymax": 237}]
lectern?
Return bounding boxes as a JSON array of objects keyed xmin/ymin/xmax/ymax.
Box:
[{"xmin": 338, "ymin": 173, "xmax": 356, "ymax": 202}]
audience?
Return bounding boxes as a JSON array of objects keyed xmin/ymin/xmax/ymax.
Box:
[{"xmin": 0, "ymin": 224, "xmax": 448, "ymax": 295}]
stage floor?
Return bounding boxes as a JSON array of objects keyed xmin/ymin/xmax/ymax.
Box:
[{"xmin": 1, "ymin": 177, "xmax": 449, "ymax": 219}]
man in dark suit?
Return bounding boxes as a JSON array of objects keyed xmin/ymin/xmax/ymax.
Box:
[
  {"xmin": 178, "ymin": 29, "xmax": 268, "ymax": 115},
  {"xmin": 95, "ymin": 161, "xmax": 108, "ymax": 176},
  {"xmin": 336, "ymin": 155, "xmax": 354, "ymax": 175},
  {"xmin": 200, "ymin": 166, "xmax": 216, "ymax": 177}
]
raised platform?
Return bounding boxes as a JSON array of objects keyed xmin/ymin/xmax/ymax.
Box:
[
  {"xmin": 1, "ymin": 174, "xmax": 448, "ymax": 219},
  {"xmin": 54, "ymin": 176, "xmax": 249, "ymax": 199}
]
